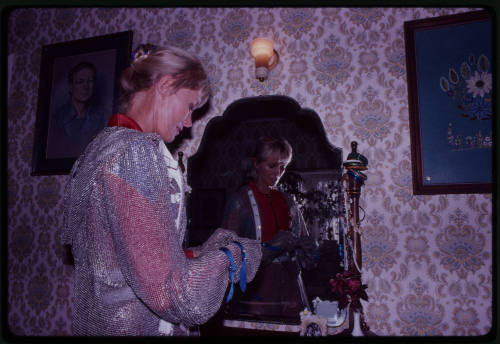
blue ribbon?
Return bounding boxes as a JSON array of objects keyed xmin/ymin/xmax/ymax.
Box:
[
  {"xmin": 232, "ymin": 241, "xmax": 247, "ymax": 292},
  {"xmin": 347, "ymin": 169, "xmax": 365, "ymax": 186},
  {"xmin": 338, "ymin": 243, "xmax": 345, "ymax": 268},
  {"xmin": 262, "ymin": 242, "xmax": 281, "ymax": 252},
  {"xmin": 314, "ymin": 245, "xmax": 320, "ymax": 264},
  {"xmin": 219, "ymin": 247, "xmax": 236, "ymax": 303}
]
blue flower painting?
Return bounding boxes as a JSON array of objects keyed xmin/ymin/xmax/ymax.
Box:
[
  {"xmin": 411, "ymin": 15, "xmax": 492, "ymax": 186},
  {"xmin": 439, "ymin": 54, "xmax": 492, "ymax": 121},
  {"xmin": 439, "ymin": 53, "xmax": 492, "ymax": 152}
]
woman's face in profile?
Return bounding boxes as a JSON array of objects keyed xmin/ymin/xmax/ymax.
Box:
[
  {"xmin": 70, "ymin": 67, "xmax": 95, "ymax": 103},
  {"xmin": 254, "ymin": 151, "xmax": 289, "ymax": 188},
  {"xmin": 155, "ymin": 87, "xmax": 200, "ymax": 143}
]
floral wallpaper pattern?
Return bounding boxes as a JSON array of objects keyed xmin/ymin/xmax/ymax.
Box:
[{"xmin": 7, "ymin": 7, "xmax": 492, "ymax": 336}]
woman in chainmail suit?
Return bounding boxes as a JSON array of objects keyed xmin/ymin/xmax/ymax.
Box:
[{"xmin": 61, "ymin": 44, "xmax": 261, "ymax": 336}]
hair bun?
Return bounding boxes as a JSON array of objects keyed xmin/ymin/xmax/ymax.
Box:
[{"xmin": 131, "ymin": 43, "xmax": 157, "ymax": 64}]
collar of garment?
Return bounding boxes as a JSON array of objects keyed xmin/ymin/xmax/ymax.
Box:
[
  {"xmin": 248, "ymin": 180, "xmax": 276, "ymax": 197},
  {"xmin": 108, "ymin": 113, "xmax": 143, "ymax": 131}
]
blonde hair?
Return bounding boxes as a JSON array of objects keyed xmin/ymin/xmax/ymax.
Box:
[
  {"xmin": 118, "ymin": 44, "xmax": 210, "ymax": 113},
  {"xmin": 243, "ymin": 136, "xmax": 293, "ymax": 183}
]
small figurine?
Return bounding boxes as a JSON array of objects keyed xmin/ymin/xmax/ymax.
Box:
[
  {"xmin": 343, "ymin": 141, "xmax": 368, "ymax": 169},
  {"xmin": 343, "ymin": 141, "xmax": 368, "ymax": 182}
]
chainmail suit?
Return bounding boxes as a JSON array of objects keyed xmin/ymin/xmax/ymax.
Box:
[{"xmin": 61, "ymin": 126, "xmax": 261, "ymax": 336}]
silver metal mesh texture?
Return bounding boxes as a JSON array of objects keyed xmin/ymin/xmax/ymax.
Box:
[
  {"xmin": 61, "ymin": 127, "xmax": 261, "ymax": 336},
  {"xmin": 222, "ymin": 185, "xmax": 308, "ymax": 240}
]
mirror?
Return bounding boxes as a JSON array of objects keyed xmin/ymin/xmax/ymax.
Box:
[{"xmin": 186, "ymin": 95, "xmax": 344, "ymax": 324}]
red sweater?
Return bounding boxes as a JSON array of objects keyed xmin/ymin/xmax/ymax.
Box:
[{"xmin": 249, "ymin": 181, "xmax": 291, "ymax": 242}]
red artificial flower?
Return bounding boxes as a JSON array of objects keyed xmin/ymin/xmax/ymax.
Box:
[
  {"xmin": 347, "ymin": 278, "xmax": 361, "ymax": 292},
  {"xmin": 329, "ymin": 270, "xmax": 369, "ymax": 312}
]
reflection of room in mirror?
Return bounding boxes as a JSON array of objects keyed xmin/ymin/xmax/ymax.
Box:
[
  {"xmin": 189, "ymin": 96, "xmax": 348, "ymax": 334},
  {"xmin": 279, "ymin": 169, "xmax": 342, "ymax": 242},
  {"xmin": 186, "ymin": 95, "xmax": 342, "ymax": 248}
]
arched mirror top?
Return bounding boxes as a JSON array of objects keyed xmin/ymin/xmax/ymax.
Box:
[{"xmin": 187, "ymin": 95, "xmax": 343, "ymax": 191}]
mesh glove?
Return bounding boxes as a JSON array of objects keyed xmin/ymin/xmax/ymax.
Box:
[
  {"xmin": 197, "ymin": 228, "xmax": 239, "ymax": 255},
  {"xmin": 196, "ymin": 228, "xmax": 262, "ymax": 283},
  {"xmin": 262, "ymin": 230, "xmax": 298, "ymax": 265},
  {"xmin": 270, "ymin": 230, "xmax": 297, "ymax": 251},
  {"xmin": 229, "ymin": 236, "xmax": 262, "ymax": 283}
]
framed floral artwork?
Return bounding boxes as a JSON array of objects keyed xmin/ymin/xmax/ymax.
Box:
[
  {"xmin": 404, "ymin": 10, "xmax": 492, "ymax": 194},
  {"xmin": 31, "ymin": 31, "xmax": 132, "ymax": 175}
]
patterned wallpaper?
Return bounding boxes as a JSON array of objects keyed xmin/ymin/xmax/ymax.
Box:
[{"xmin": 7, "ymin": 7, "xmax": 492, "ymax": 336}]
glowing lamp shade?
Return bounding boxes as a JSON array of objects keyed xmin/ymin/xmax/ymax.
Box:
[{"xmin": 250, "ymin": 38, "xmax": 279, "ymax": 81}]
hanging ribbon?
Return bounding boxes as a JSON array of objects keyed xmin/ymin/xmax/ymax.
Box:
[
  {"xmin": 232, "ymin": 241, "xmax": 247, "ymax": 292},
  {"xmin": 338, "ymin": 242, "xmax": 344, "ymax": 265},
  {"xmin": 347, "ymin": 169, "xmax": 365, "ymax": 186},
  {"xmin": 219, "ymin": 247, "xmax": 236, "ymax": 303},
  {"xmin": 262, "ymin": 242, "xmax": 281, "ymax": 252}
]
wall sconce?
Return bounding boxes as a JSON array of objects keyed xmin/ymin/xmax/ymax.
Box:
[{"xmin": 250, "ymin": 38, "xmax": 279, "ymax": 82}]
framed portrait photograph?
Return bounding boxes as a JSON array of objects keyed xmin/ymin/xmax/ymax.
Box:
[
  {"xmin": 31, "ymin": 31, "xmax": 132, "ymax": 175},
  {"xmin": 404, "ymin": 10, "xmax": 493, "ymax": 195}
]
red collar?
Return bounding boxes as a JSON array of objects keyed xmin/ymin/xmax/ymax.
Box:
[
  {"xmin": 249, "ymin": 181, "xmax": 275, "ymax": 196},
  {"xmin": 108, "ymin": 114, "xmax": 143, "ymax": 132}
]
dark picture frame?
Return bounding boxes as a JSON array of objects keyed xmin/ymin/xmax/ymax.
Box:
[
  {"xmin": 31, "ymin": 31, "xmax": 133, "ymax": 175},
  {"xmin": 404, "ymin": 10, "xmax": 493, "ymax": 194}
]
